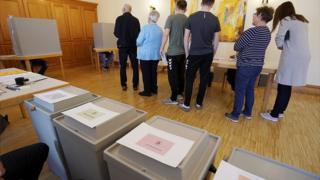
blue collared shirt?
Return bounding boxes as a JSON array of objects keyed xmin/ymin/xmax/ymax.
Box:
[{"xmin": 137, "ymin": 23, "xmax": 163, "ymax": 61}]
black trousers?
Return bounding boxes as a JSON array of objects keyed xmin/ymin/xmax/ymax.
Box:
[
  {"xmin": 118, "ymin": 47, "xmax": 139, "ymax": 87},
  {"xmin": 21, "ymin": 59, "xmax": 48, "ymax": 75},
  {"xmin": 166, "ymin": 54, "xmax": 185, "ymax": 101},
  {"xmin": 1, "ymin": 143, "xmax": 49, "ymax": 180},
  {"xmin": 271, "ymin": 83, "xmax": 292, "ymax": 117},
  {"xmin": 140, "ymin": 60, "xmax": 159, "ymax": 94},
  {"xmin": 184, "ymin": 53, "xmax": 213, "ymax": 106}
]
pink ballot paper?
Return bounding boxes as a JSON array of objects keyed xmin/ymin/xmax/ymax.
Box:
[
  {"xmin": 116, "ymin": 123, "xmax": 194, "ymax": 167},
  {"xmin": 136, "ymin": 134, "xmax": 174, "ymax": 156}
]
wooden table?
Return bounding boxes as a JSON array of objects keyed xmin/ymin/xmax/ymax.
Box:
[
  {"xmin": 0, "ymin": 53, "xmax": 65, "ymax": 78},
  {"xmin": 92, "ymin": 48, "xmax": 119, "ymax": 72},
  {"xmin": 0, "ymin": 68, "xmax": 69, "ymax": 117},
  {"xmin": 212, "ymin": 59, "xmax": 278, "ymax": 112}
]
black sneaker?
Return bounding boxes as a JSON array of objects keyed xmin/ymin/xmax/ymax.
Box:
[
  {"xmin": 139, "ymin": 91, "xmax": 152, "ymax": 97},
  {"xmin": 225, "ymin": 113, "xmax": 239, "ymax": 123}
]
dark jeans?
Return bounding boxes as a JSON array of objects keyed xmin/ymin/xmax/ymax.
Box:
[
  {"xmin": 118, "ymin": 47, "xmax": 139, "ymax": 87},
  {"xmin": 166, "ymin": 54, "xmax": 185, "ymax": 101},
  {"xmin": 140, "ymin": 60, "xmax": 159, "ymax": 94},
  {"xmin": 21, "ymin": 59, "xmax": 48, "ymax": 75},
  {"xmin": 1, "ymin": 143, "xmax": 49, "ymax": 180},
  {"xmin": 184, "ymin": 53, "xmax": 213, "ymax": 106},
  {"xmin": 271, "ymin": 84, "xmax": 292, "ymax": 118},
  {"xmin": 232, "ymin": 66, "xmax": 262, "ymax": 118}
]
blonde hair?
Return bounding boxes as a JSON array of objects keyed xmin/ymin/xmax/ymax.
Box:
[{"xmin": 149, "ymin": 10, "xmax": 160, "ymax": 23}]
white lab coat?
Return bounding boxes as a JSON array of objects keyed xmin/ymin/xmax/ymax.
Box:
[{"xmin": 275, "ymin": 16, "xmax": 311, "ymax": 86}]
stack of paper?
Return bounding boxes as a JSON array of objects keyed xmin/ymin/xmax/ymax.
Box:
[
  {"xmin": 117, "ymin": 123, "xmax": 195, "ymax": 167},
  {"xmin": 214, "ymin": 161, "xmax": 265, "ymax": 180},
  {"xmin": 35, "ymin": 90, "xmax": 76, "ymax": 104},
  {"xmin": 62, "ymin": 102, "xmax": 119, "ymax": 128}
]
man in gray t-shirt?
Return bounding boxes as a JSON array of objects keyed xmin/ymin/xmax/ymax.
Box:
[
  {"xmin": 160, "ymin": 0, "xmax": 188, "ymax": 104},
  {"xmin": 180, "ymin": 0, "xmax": 220, "ymax": 111}
]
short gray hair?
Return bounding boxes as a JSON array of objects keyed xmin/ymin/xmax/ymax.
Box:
[{"xmin": 149, "ymin": 10, "xmax": 160, "ymax": 23}]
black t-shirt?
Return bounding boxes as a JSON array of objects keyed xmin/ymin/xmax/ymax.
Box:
[{"xmin": 185, "ymin": 11, "xmax": 221, "ymax": 55}]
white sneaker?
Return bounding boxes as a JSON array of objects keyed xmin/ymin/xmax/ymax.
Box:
[
  {"xmin": 240, "ymin": 113, "xmax": 252, "ymax": 120},
  {"xmin": 179, "ymin": 104, "xmax": 190, "ymax": 112},
  {"xmin": 279, "ymin": 113, "xmax": 284, "ymax": 118},
  {"xmin": 162, "ymin": 98, "xmax": 178, "ymax": 105},
  {"xmin": 195, "ymin": 104, "xmax": 202, "ymax": 110},
  {"xmin": 260, "ymin": 113, "xmax": 278, "ymax": 122}
]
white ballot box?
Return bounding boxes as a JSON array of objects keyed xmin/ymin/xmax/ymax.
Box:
[
  {"xmin": 53, "ymin": 97, "xmax": 147, "ymax": 180},
  {"xmin": 104, "ymin": 116, "xmax": 221, "ymax": 180},
  {"xmin": 227, "ymin": 148, "xmax": 320, "ymax": 180},
  {"xmin": 24, "ymin": 86, "xmax": 99, "ymax": 180}
]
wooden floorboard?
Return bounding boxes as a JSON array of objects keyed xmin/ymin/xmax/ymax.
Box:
[{"xmin": 1, "ymin": 64, "xmax": 319, "ymax": 177}]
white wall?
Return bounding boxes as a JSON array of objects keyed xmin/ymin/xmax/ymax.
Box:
[{"xmin": 84, "ymin": 0, "xmax": 320, "ymax": 86}]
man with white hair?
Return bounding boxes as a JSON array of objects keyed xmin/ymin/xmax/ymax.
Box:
[{"xmin": 114, "ymin": 4, "xmax": 140, "ymax": 91}]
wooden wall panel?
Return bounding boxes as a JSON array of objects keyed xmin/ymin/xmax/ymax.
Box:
[
  {"xmin": 83, "ymin": 8, "xmax": 97, "ymax": 39},
  {"xmin": 68, "ymin": 5, "xmax": 85, "ymax": 40},
  {"xmin": 0, "ymin": 0, "xmax": 25, "ymax": 44},
  {"xmin": 51, "ymin": 3, "xmax": 70, "ymax": 42},
  {"xmin": 23, "ymin": 0, "xmax": 52, "ymax": 19},
  {"xmin": 0, "ymin": 0, "xmax": 97, "ymax": 70}
]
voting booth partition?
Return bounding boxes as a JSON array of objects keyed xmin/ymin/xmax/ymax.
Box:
[
  {"xmin": 53, "ymin": 97, "xmax": 147, "ymax": 180},
  {"xmin": 24, "ymin": 86, "xmax": 99, "ymax": 180},
  {"xmin": 104, "ymin": 116, "xmax": 221, "ymax": 180}
]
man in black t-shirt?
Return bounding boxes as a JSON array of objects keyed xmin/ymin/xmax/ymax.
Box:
[
  {"xmin": 179, "ymin": 0, "xmax": 220, "ymax": 112},
  {"xmin": 114, "ymin": 4, "xmax": 140, "ymax": 91}
]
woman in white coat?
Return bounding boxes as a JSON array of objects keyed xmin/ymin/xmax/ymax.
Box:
[{"xmin": 261, "ymin": 1, "xmax": 310, "ymax": 122}]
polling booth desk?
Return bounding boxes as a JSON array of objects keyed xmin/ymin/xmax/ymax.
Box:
[
  {"xmin": 227, "ymin": 148, "xmax": 320, "ymax": 180},
  {"xmin": 53, "ymin": 97, "xmax": 147, "ymax": 180},
  {"xmin": 104, "ymin": 116, "xmax": 221, "ymax": 180},
  {"xmin": 24, "ymin": 86, "xmax": 99, "ymax": 180}
]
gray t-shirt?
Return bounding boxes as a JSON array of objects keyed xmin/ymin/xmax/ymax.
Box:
[
  {"xmin": 165, "ymin": 14, "xmax": 187, "ymax": 56},
  {"xmin": 185, "ymin": 11, "xmax": 221, "ymax": 55}
]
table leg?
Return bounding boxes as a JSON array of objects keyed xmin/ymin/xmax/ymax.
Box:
[
  {"xmin": 19, "ymin": 103, "xmax": 27, "ymax": 119},
  {"xmin": 96, "ymin": 52, "xmax": 101, "ymax": 72},
  {"xmin": 0, "ymin": 61, "xmax": 5, "ymax": 69},
  {"xmin": 262, "ymin": 73, "xmax": 275, "ymax": 112},
  {"xmin": 59, "ymin": 57, "xmax": 66, "ymax": 79},
  {"xmin": 25, "ymin": 60, "xmax": 32, "ymax": 72}
]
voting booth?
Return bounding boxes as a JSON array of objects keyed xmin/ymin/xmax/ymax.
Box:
[
  {"xmin": 93, "ymin": 23, "xmax": 117, "ymax": 49},
  {"xmin": 104, "ymin": 116, "xmax": 221, "ymax": 180},
  {"xmin": 53, "ymin": 97, "xmax": 147, "ymax": 180},
  {"xmin": 24, "ymin": 86, "xmax": 99, "ymax": 180},
  {"xmin": 227, "ymin": 148, "xmax": 320, "ymax": 180}
]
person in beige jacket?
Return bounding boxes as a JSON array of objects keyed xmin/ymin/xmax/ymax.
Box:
[{"xmin": 261, "ymin": 1, "xmax": 310, "ymax": 122}]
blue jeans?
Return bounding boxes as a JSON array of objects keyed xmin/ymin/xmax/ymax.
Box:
[{"xmin": 231, "ymin": 66, "xmax": 262, "ymax": 118}]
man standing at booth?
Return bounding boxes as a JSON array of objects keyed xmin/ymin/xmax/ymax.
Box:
[{"xmin": 114, "ymin": 4, "xmax": 140, "ymax": 91}]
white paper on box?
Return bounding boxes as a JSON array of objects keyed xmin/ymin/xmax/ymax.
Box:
[
  {"xmin": 116, "ymin": 123, "xmax": 195, "ymax": 167},
  {"xmin": 34, "ymin": 89, "xmax": 76, "ymax": 103},
  {"xmin": 62, "ymin": 102, "xmax": 119, "ymax": 128},
  {"xmin": 213, "ymin": 160, "xmax": 265, "ymax": 180}
]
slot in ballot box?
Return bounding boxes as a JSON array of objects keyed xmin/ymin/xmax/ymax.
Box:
[
  {"xmin": 53, "ymin": 97, "xmax": 147, "ymax": 180},
  {"xmin": 228, "ymin": 148, "xmax": 320, "ymax": 180},
  {"xmin": 103, "ymin": 116, "xmax": 221, "ymax": 180},
  {"xmin": 24, "ymin": 86, "xmax": 99, "ymax": 180}
]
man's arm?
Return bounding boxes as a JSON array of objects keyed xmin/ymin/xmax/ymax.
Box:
[
  {"xmin": 160, "ymin": 28, "xmax": 170, "ymax": 55},
  {"xmin": 0, "ymin": 161, "xmax": 5, "ymax": 180},
  {"xmin": 213, "ymin": 32, "xmax": 220, "ymax": 57},
  {"xmin": 184, "ymin": 29, "xmax": 191, "ymax": 58},
  {"xmin": 114, "ymin": 17, "xmax": 120, "ymax": 38}
]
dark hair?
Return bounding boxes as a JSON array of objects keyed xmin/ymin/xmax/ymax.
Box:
[
  {"xmin": 176, "ymin": 0, "xmax": 187, "ymax": 11},
  {"xmin": 256, "ymin": 6, "xmax": 274, "ymax": 23},
  {"xmin": 201, "ymin": 0, "xmax": 215, "ymax": 6},
  {"xmin": 272, "ymin": 1, "xmax": 309, "ymax": 32}
]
